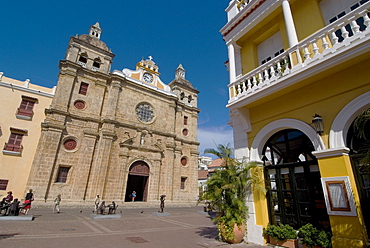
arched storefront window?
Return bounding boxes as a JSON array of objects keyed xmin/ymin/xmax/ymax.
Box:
[
  {"xmin": 263, "ymin": 129, "xmax": 330, "ymax": 230},
  {"xmin": 346, "ymin": 108, "xmax": 370, "ymax": 236}
]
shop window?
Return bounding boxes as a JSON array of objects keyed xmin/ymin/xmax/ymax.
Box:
[
  {"xmin": 181, "ymin": 177, "xmax": 187, "ymax": 190},
  {"xmin": 56, "ymin": 167, "xmax": 71, "ymax": 183},
  {"xmin": 0, "ymin": 179, "xmax": 9, "ymax": 190},
  {"xmin": 79, "ymin": 82, "xmax": 89, "ymax": 95},
  {"xmin": 16, "ymin": 96, "xmax": 37, "ymax": 120}
]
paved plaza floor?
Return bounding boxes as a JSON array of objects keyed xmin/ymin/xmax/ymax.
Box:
[{"xmin": 0, "ymin": 205, "xmax": 265, "ymax": 248}]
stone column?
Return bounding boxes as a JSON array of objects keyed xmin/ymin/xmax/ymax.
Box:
[
  {"xmin": 26, "ymin": 123, "xmax": 65, "ymax": 201},
  {"xmin": 86, "ymin": 127, "xmax": 115, "ymax": 199},
  {"xmin": 104, "ymin": 80, "xmax": 121, "ymax": 119},
  {"xmin": 281, "ymin": 0, "xmax": 298, "ymax": 47}
]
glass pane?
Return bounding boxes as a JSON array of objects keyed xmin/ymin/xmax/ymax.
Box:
[
  {"xmin": 297, "ymin": 190, "xmax": 309, "ymax": 202},
  {"xmin": 300, "ymin": 203, "xmax": 310, "ymax": 216}
]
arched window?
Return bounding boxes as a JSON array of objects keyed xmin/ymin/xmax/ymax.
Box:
[{"xmin": 263, "ymin": 129, "xmax": 329, "ymax": 230}]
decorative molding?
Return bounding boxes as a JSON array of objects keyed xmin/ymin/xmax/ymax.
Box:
[{"xmin": 312, "ymin": 147, "xmax": 350, "ymax": 159}]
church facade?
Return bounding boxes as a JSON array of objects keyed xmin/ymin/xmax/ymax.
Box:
[{"xmin": 26, "ymin": 23, "xmax": 200, "ymax": 205}]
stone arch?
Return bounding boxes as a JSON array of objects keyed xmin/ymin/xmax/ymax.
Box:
[
  {"xmin": 125, "ymin": 160, "xmax": 150, "ymax": 202},
  {"xmin": 330, "ymin": 92, "xmax": 370, "ymax": 149},
  {"xmin": 250, "ymin": 118, "xmax": 326, "ymax": 162}
]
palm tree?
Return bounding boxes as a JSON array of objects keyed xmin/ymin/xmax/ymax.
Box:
[{"xmin": 200, "ymin": 144, "xmax": 264, "ymax": 243}]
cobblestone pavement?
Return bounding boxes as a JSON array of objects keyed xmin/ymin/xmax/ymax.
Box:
[{"xmin": 0, "ymin": 206, "xmax": 266, "ymax": 248}]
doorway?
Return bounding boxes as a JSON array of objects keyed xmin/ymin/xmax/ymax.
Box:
[
  {"xmin": 263, "ymin": 129, "xmax": 330, "ymax": 230},
  {"xmin": 125, "ymin": 161, "xmax": 149, "ymax": 202}
]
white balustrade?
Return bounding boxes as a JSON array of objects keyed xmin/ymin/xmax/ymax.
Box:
[{"xmin": 228, "ymin": 3, "xmax": 370, "ymax": 104}]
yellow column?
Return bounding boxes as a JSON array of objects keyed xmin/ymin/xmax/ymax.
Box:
[
  {"xmin": 253, "ymin": 165, "xmax": 269, "ymax": 244},
  {"xmin": 313, "ymin": 148, "xmax": 368, "ymax": 248}
]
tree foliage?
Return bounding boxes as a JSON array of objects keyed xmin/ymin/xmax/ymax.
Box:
[{"xmin": 200, "ymin": 144, "xmax": 265, "ymax": 241}]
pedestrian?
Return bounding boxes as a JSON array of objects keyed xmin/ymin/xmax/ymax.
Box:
[
  {"xmin": 53, "ymin": 194, "xmax": 61, "ymax": 213},
  {"xmin": 9, "ymin": 198, "xmax": 20, "ymax": 216},
  {"xmin": 131, "ymin": 191, "xmax": 136, "ymax": 202},
  {"xmin": 94, "ymin": 194, "xmax": 100, "ymax": 212},
  {"xmin": 23, "ymin": 189, "xmax": 34, "ymax": 214},
  {"xmin": 98, "ymin": 201, "xmax": 105, "ymax": 215},
  {"xmin": 5, "ymin": 191, "xmax": 13, "ymax": 203}
]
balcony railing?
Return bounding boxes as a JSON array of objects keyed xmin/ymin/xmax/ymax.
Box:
[
  {"xmin": 2, "ymin": 143, "xmax": 23, "ymax": 156},
  {"xmin": 16, "ymin": 108, "xmax": 34, "ymax": 120},
  {"xmin": 228, "ymin": 3, "xmax": 370, "ymax": 105}
]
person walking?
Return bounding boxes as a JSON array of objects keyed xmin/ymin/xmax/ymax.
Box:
[
  {"xmin": 94, "ymin": 194, "xmax": 100, "ymax": 212},
  {"xmin": 53, "ymin": 194, "xmax": 61, "ymax": 213},
  {"xmin": 23, "ymin": 189, "xmax": 34, "ymax": 214}
]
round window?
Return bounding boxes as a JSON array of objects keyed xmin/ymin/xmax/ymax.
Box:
[
  {"xmin": 136, "ymin": 103, "xmax": 155, "ymax": 123},
  {"xmin": 181, "ymin": 157, "xmax": 188, "ymax": 166},
  {"xmin": 63, "ymin": 139, "xmax": 77, "ymax": 151},
  {"xmin": 74, "ymin": 100, "xmax": 86, "ymax": 110},
  {"xmin": 182, "ymin": 128, "xmax": 188, "ymax": 136}
]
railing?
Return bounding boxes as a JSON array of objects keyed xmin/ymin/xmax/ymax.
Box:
[
  {"xmin": 78, "ymin": 61, "xmax": 87, "ymax": 68},
  {"xmin": 16, "ymin": 108, "xmax": 34, "ymax": 118},
  {"xmin": 228, "ymin": 3, "xmax": 370, "ymax": 104},
  {"xmin": 3, "ymin": 143, "xmax": 23, "ymax": 155}
]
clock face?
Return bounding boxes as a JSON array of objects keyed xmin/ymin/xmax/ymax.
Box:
[
  {"xmin": 143, "ymin": 73, "xmax": 153, "ymax": 83},
  {"xmin": 136, "ymin": 103, "xmax": 155, "ymax": 123}
]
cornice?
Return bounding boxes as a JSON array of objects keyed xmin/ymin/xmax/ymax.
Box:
[{"xmin": 0, "ymin": 81, "xmax": 54, "ymax": 98}]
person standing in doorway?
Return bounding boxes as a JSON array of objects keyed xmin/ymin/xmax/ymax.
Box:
[
  {"xmin": 53, "ymin": 194, "xmax": 61, "ymax": 213},
  {"xmin": 131, "ymin": 191, "xmax": 136, "ymax": 202}
]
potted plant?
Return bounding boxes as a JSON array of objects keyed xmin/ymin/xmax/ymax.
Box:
[
  {"xmin": 298, "ymin": 223, "xmax": 332, "ymax": 248},
  {"xmin": 263, "ymin": 223, "xmax": 298, "ymax": 248},
  {"xmin": 199, "ymin": 144, "xmax": 264, "ymax": 244}
]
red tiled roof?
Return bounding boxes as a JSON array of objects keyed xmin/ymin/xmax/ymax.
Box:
[
  {"xmin": 207, "ymin": 158, "xmax": 224, "ymax": 168},
  {"xmin": 198, "ymin": 170, "xmax": 208, "ymax": 180}
]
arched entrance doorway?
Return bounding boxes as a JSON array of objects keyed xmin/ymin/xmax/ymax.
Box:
[
  {"xmin": 125, "ymin": 161, "xmax": 150, "ymax": 202},
  {"xmin": 347, "ymin": 108, "xmax": 370, "ymax": 237},
  {"xmin": 263, "ymin": 129, "xmax": 330, "ymax": 230}
]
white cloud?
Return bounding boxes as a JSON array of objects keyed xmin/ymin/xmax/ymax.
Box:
[{"xmin": 197, "ymin": 126, "xmax": 234, "ymax": 156}]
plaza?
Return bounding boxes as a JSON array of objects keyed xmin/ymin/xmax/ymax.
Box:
[{"xmin": 0, "ymin": 206, "xmax": 264, "ymax": 248}]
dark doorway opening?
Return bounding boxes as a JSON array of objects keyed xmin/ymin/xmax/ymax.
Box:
[{"xmin": 125, "ymin": 161, "xmax": 150, "ymax": 202}]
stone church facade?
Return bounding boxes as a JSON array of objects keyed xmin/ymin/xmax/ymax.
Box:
[{"xmin": 26, "ymin": 23, "xmax": 200, "ymax": 206}]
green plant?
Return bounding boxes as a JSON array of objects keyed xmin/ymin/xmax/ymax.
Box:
[
  {"xmin": 199, "ymin": 144, "xmax": 264, "ymax": 242},
  {"xmin": 263, "ymin": 223, "xmax": 297, "ymax": 241},
  {"xmin": 298, "ymin": 223, "xmax": 331, "ymax": 248}
]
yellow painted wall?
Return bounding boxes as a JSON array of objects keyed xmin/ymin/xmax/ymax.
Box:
[
  {"xmin": 317, "ymin": 155, "xmax": 368, "ymax": 247},
  {"xmin": 0, "ymin": 75, "xmax": 54, "ymax": 200},
  {"xmin": 291, "ymin": 0, "xmax": 326, "ymax": 41}
]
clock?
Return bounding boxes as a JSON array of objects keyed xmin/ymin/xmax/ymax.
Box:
[
  {"xmin": 143, "ymin": 73, "xmax": 153, "ymax": 83},
  {"xmin": 136, "ymin": 102, "xmax": 155, "ymax": 123}
]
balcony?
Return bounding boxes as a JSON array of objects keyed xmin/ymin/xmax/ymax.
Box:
[
  {"xmin": 16, "ymin": 108, "xmax": 34, "ymax": 120},
  {"xmin": 227, "ymin": 3, "xmax": 370, "ymax": 107},
  {"xmin": 2, "ymin": 143, "xmax": 23, "ymax": 156}
]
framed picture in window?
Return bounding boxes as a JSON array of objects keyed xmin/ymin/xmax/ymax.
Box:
[{"xmin": 321, "ymin": 176, "xmax": 357, "ymax": 216}]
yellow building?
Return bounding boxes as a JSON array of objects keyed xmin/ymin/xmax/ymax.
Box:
[
  {"xmin": 221, "ymin": 0, "xmax": 370, "ymax": 247},
  {"xmin": 0, "ymin": 72, "xmax": 55, "ymax": 200}
]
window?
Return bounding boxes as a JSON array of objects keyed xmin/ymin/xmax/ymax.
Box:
[
  {"xmin": 181, "ymin": 177, "xmax": 187, "ymax": 190},
  {"xmin": 184, "ymin": 116, "xmax": 188, "ymax": 125},
  {"xmin": 56, "ymin": 167, "xmax": 70, "ymax": 183},
  {"xmin": 0, "ymin": 180, "xmax": 9, "ymax": 190},
  {"xmin": 79, "ymin": 82, "xmax": 89, "ymax": 95},
  {"xmin": 182, "ymin": 128, "xmax": 188, "ymax": 136},
  {"xmin": 257, "ymin": 32, "xmax": 283, "ymax": 65},
  {"xmin": 78, "ymin": 53, "xmax": 88, "ymax": 68},
  {"xmin": 16, "ymin": 96, "xmax": 37, "ymax": 119},
  {"xmin": 3, "ymin": 128, "xmax": 27, "ymax": 154},
  {"xmin": 92, "ymin": 58, "xmax": 101, "ymax": 71}
]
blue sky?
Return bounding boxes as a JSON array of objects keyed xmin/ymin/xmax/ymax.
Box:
[{"xmin": 0, "ymin": 1, "xmax": 233, "ymax": 156}]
